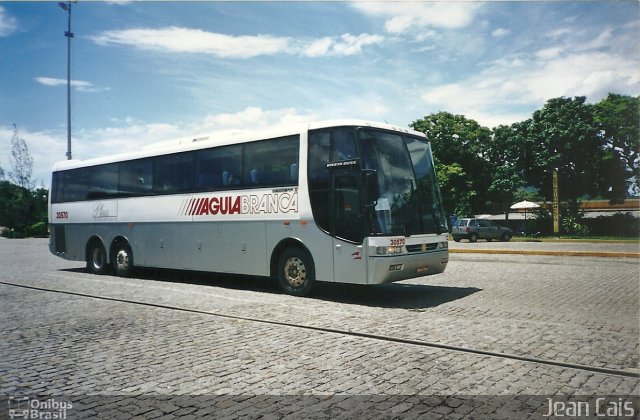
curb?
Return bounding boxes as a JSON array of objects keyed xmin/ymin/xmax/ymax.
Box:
[{"xmin": 449, "ymin": 249, "xmax": 640, "ymax": 259}]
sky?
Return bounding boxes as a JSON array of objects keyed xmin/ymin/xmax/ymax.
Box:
[{"xmin": 1, "ymin": 1, "xmax": 639, "ymax": 188}]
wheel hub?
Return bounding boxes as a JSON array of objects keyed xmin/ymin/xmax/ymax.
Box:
[
  {"xmin": 116, "ymin": 250, "xmax": 129, "ymax": 270},
  {"xmin": 284, "ymin": 257, "xmax": 306, "ymax": 287}
]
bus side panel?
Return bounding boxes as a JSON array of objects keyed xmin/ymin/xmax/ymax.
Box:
[
  {"xmin": 130, "ymin": 222, "xmax": 220, "ymax": 272},
  {"xmin": 220, "ymin": 221, "xmax": 267, "ymax": 276},
  {"xmin": 185, "ymin": 222, "xmax": 221, "ymax": 273}
]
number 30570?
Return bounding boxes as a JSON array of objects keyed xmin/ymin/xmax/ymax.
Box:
[{"xmin": 56, "ymin": 211, "xmax": 69, "ymax": 219}]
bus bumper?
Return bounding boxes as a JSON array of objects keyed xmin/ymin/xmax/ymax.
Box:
[{"xmin": 368, "ymin": 249, "xmax": 448, "ymax": 284}]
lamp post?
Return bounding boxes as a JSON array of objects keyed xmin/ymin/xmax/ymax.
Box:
[
  {"xmin": 553, "ymin": 169, "xmax": 559, "ymax": 236},
  {"xmin": 58, "ymin": 1, "xmax": 73, "ymax": 160}
]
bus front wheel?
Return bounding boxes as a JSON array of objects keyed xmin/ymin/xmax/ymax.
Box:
[
  {"xmin": 112, "ymin": 241, "xmax": 133, "ymax": 277},
  {"xmin": 277, "ymin": 248, "xmax": 315, "ymax": 297}
]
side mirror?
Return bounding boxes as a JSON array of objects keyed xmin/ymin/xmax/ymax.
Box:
[{"xmin": 362, "ymin": 169, "xmax": 379, "ymax": 207}]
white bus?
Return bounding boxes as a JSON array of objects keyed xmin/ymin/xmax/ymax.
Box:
[{"xmin": 49, "ymin": 120, "xmax": 449, "ymax": 296}]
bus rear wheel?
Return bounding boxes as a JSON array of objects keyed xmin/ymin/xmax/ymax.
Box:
[
  {"xmin": 277, "ymin": 248, "xmax": 315, "ymax": 297},
  {"xmin": 112, "ymin": 241, "xmax": 133, "ymax": 277},
  {"xmin": 87, "ymin": 240, "xmax": 108, "ymax": 275}
]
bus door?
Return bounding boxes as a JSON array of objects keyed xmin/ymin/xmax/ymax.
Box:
[{"xmin": 331, "ymin": 170, "xmax": 367, "ymax": 283}]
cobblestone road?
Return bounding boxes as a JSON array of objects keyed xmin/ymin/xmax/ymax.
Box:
[
  {"xmin": 449, "ymin": 239, "xmax": 639, "ymax": 254},
  {"xmin": 1, "ymin": 238, "xmax": 638, "ymax": 418}
]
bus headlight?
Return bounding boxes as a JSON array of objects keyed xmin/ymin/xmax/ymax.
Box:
[
  {"xmin": 376, "ymin": 246, "xmax": 403, "ymax": 255},
  {"xmin": 438, "ymin": 241, "xmax": 448, "ymax": 249}
]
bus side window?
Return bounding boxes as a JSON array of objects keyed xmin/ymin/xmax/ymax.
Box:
[
  {"xmin": 195, "ymin": 145, "xmax": 242, "ymax": 190},
  {"xmin": 154, "ymin": 152, "xmax": 193, "ymax": 194},
  {"xmin": 88, "ymin": 163, "xmax": 119, "ymax": 199},
  {"xmin": 218, "ymin": 144, "xmax": 242, "ymax": 188},
  {"xmin": 195, "ymin": 149, "xmax": 221, "ymax": 191},
  {"xmin": 51, "ymin": 172, "xmax": 64, "ymax": 203},
  {"xmin": 243, "ymin": 135, "xmax": 299, "ymax": 187},
  {"xmin": 222, "ymin": 170, "xmax": 237, "ymax": 186},
  {"xmin": 119, "ymin": 158, "xmax": 153, "ymax": 196},
  {"xmin": 63, "ymin": 168, "xmax": 89, "ymax": 202}
]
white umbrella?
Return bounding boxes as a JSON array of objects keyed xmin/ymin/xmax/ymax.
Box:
[
  {"xmin": 510, "ymin": 200, "xmax": 540, "ymax": 220},
  {"xmin": 510, "ymin": 200, "xmax": 540, "ymax": 210}
]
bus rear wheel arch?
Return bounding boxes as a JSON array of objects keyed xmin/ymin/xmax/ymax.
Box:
[
  {"xmin": 273, "ymin": 243, "xmax": 315, "ymax": 297},
  {"xmin": 86, "ymin": 237, "xmax": 108, "ymax": 275},
  {"xmin": 111, "ymin": 238, "xmax": 133, "ymax": 277}
]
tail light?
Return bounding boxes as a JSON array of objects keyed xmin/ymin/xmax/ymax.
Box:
[{"xmin": 465, "ymin": 227, "xmax": 470, "ymax": 233}]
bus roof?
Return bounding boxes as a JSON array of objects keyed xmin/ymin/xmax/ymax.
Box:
[{"xmin": 51, "ymin": 119, "xmax": 427, "ymax": 172}]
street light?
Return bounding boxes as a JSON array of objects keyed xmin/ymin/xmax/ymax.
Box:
[{"xmin": 58, "ymin": 1, "xmax": 74, "ymax": 160}]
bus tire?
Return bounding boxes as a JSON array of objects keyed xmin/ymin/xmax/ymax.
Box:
[
  {"xmin": 112, "ymin": 241, "xmax": 133, "ymax": 277},
  {"xmin": 277, "ymin": 248, "xmax": 315, "ymax": 297},
  {"xmin": 86, "ymin": 239, "xmax": 108, "ymax": 275}
]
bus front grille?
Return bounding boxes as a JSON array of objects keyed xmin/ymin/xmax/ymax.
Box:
[{"xmin": 406, "ymin": 243, "xmax": 437, "ymax": 253}]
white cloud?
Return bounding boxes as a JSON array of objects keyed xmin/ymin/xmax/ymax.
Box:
[
  {"xmin": 352, "ymin": 2, "xmax": 481, "ymax": 35},
  {"xmin": 545, "ymin": 27, "xmax": 573, "ymax": 40},
  {"xmin": 421, "ymin": 49, "xmax": 639, "ymax": 128},
  {"xmin": 91, "ymin": 27, "xmax": 290, "ymax": 58},
  {"xmin": 0, "ymin": 6, "xmax": 17, "ymax": 37},
  {"xmin": 90, "ymin": 27, "xmax": 383, "ymax": 58},
  {"xmin": 332, "ymin": 93, "xmax": 391, "ymax": 119},
  {"xmin": 492, "ymin": 28, "xmax": 510, "ymax": 38},
  {"xmin": 35, "ymin": 77, "xmax": 109, "ymax": 93},
  {"xmin": 535, "ymin": 47, "xmax": 563, "ymax": 60},
  {"xmin": 202, "ymin": 107, "xmax": 317, "ymax": 131},
  {"xmin": 418, "ymin": 21, "xmax": 640, "ymax": 128},
  {"xmin": 301, "ymin": 33, "xmax": 384, "ymax": 57},
  {"xmin": 576, "ymin": 27, "xmax": 613, "ymax": 52}
]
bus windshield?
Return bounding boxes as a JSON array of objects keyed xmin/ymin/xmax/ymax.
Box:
[{"xmin": 359, "ymin": 129, "xmax": 448, "ymax": 236}]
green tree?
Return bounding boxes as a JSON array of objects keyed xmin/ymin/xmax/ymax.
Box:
[
  {"xmin": 8, "ymin": 124, "xmax": 35, "ymax": 190},
  {"xmin": 411, "ymin": 93, "xmax": 637, "ymax": 229},
  {"xmin": 0, "ymin": 181, "xmax": 48, "ymax": 237},
  {"xmin": 487, "ymin": 165, "xmax": 523, "ymax": 211},
  {"xmin": 486, "ymin": 123, "xmax": 531, "ymax": 212},
  {"xmin": 0, "ymin": 181, "xmax": 31, "ymax": 231},
  {"xmin": 411, "ymin": 112, "xmax": 493, "ymax": 216},
  {"xmin": 434, "ymin": 161, "xmax": 474, "ymax": 216},
  {"xmin": 593, "ymin": 93, "xmax": 640, "ymax": 200},
  {"xmin": 509, "ymin": 97, "xmax": 602, "ymax": 212},
  {"xmin": 0, "ymin": 126, "xmax": 47, "ymax": 236}
]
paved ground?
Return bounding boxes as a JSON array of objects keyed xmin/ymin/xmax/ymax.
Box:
[
  {"xmin": 449, "ymin": 238, "xmax": 640, "ymax": 255},
  {"xmin": 1, "ymin": 238, "xmax": 638, "ymax": 418}
]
